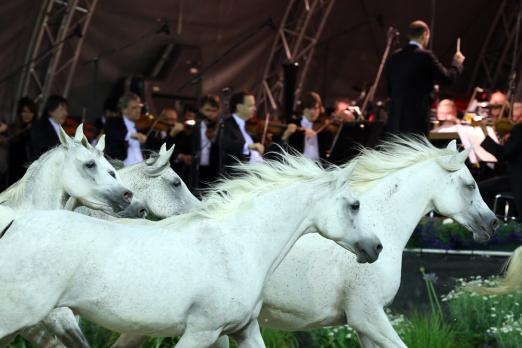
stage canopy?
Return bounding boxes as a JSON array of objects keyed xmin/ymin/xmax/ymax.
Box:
[{"xmin": 0, "ymin": 0, "xmax": 497, "ymax": 119}]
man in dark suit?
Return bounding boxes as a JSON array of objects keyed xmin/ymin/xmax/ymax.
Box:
[
  {"xmin": 479, "ymin": 122, "xmax": 522, "ymax": 216},
  {"xmin": 171, "ymin": 96, "xmax": 222, "ymax": 190},
  {"xmin": 280, "ymin": 91, "xmax": 332, "ymax": 162},
  {"xmin": 104, "ymin": 93, "xmax": 147, "ymax": 165},
  {"xmin": 30, "ymin": 95, "xmax": 69, "ymax": 160},
  {"xmin": 222, "ymin": 91, "xmax": 264, "ymax": 170},
  {"xmin": 385, "ymin": 20, "xmax": 465, "ymax": 135}
]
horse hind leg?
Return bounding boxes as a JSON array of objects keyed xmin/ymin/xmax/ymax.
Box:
[{"xmin": 42, "ymin": 307, "xmax": 91, "ymax": 348}]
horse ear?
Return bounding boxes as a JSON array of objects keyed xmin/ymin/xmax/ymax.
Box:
[
  {"xmin": 81, "ymin": 135, "xmax": 91, "ymax": 149},
  {"xmin": 334, "ymin": 163, "xmax": 355, "ymax": 190},
  {"xmin": 446, "ymin": 140, "xmax": 457, "ymax": 152},
  {"xmin": 74, "ymin": 123, "xmax": 84, "ymax": 142},
  {"xmin": 159, "ymin": 143, "xmax": 167, "ymax": 155},
  {"xmin": 95, "ymin": 135, "xmax": 106, "ymax": 152},
  {"xmin": 166, "ymin": 144, "xmax": 175, "ymax": 159},
  {"xmin": 437, "ymin": 146, "xmax": 471, "ymax": 171},
  {"xmin": 58, "ymin": 126, "xmax": 72, "ymax": 148},
  {"xmin": 457, "ymin": 146, "xmax": 471, "ymax": 164}
]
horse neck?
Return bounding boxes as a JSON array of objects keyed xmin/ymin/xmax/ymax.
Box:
[
  {"xmin": 361, "ymin": 160, "xmax": 441, "ymax": 251},
  {"xmin": 227, "ymin": 181, "xmax": 318, "ymax": 279},
  {"xmin": 20, "ymin": 149, "xmax": 67, "ymax": 210}
]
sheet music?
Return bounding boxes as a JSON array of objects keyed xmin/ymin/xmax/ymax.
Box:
[{"xmin": 456, "ymin": 124, "xmax": 499, "ymax": 164}]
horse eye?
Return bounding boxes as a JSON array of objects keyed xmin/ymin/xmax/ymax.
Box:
[
  {"xmin": 350, "ymin": 201, "xmax": 360, "ymax": 211},
  {"xmin": 173, "ymin": 179, "xmax": 181, "ymax": 187},
  {"xmin": 466, "ymin": 183, "xmax": 476, "ymax": 190},
  {"xmin": 84, "ymin": 161, "xmax": 96, "ymax": 169},
  {"xmin": 108, "ymin": 170, "xmax": 116, "ymax": 178}
]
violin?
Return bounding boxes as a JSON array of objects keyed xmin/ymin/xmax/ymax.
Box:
[{"xmin": 62, "ymin": 117, "xmax": 100, "ymax": 141}]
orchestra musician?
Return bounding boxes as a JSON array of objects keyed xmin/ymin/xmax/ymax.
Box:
[
  {"xmin": 104, "ymin": 92, "xmax": 147, "ymax": 165},
  {"xmin": 170, "ymin": 96, "xmax": 221, "ymax": 190},
  {"xmin": 431, "ymin": 99, "xmax": 460, "ymax": 133},
  {"xmin": 280, "ymin": 91, "xmax": 333, "ymax": 162},
  {"xmin": 222, "ymin": 91, "xmax": 264, "ymax": 170},
  {"xmin": 7, "ymin": 97, "xmax": 37, "ymax": 184},
  {"xmin": 30, "ymin": 95, "xmax": 69, "ymax": 161},
  {"xmin": 479, "ymin": 119, "xmax": 522, "ymax": 216}
]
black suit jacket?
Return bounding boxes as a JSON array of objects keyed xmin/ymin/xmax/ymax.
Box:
[
  {"xmin": 104, "ymin": 116, "xmax": 128, "ymax": 161},
  {"xmin": 481, "ymin": 124, "xmax": 522, "ymax": 213},
  {"xmin": 222, "ymin": 116, "xmax": 252, "ymax": 167},
  {"xmin": 30, "ymin": 118, "xmax": 60, "ymax": 161},
  {"xmin": 385, "ymin": 44, "xmax": 463, "ymax": 135}
]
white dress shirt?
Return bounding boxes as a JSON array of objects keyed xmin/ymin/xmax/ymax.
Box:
[
  {"xmin": 232, "ymin": 114, "xmax": 263, "ymax": 164},
  {"xmin": 123, "ymin": 116, "xmax": 144, "ymax": 166},
  {"xmin": 48, "ymin": 118, "xmax": 61, "ymax": 138},
  {"xmin": 200, "ymin": 121, "xmax": 211, "ymax": 166},
  {"xmin": 301, "ymin": 117, "xmax": 320, "ymax": 161}
]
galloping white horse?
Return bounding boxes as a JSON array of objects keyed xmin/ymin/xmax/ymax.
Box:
[
  {"xmin": 0, "ymin": 125, "xmax": 132, "ymax": 217},
  {"xmin": 114, "ymin": 137, "xmax": 500, "ymax": 348},
  {"xmin": 0, "ymin": 153, "xmax": 382, "ymax": 348},
  {"xmin": 32, "ymin": 144, "xmax": 201, "ymax": 348},
  {"xmin": 255, "ymin": 138, "xmax": 498, "ymax": 348},
  {"xmin": 76, "ymin": 143, "xmax": 200, "ymax": 219}
]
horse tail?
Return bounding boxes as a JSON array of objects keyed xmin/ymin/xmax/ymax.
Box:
[{"xmin": 470, "ymin": 246, "xmax": 522, "ymax": 295}]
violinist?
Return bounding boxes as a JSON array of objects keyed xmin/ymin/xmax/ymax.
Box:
[
  {"xmin": 222, "ymin": 91, "xmax": 264, "ymax": 169},
  {"xmin": 145, "ymin": 107, "xmax": 184, "ymax": 152},
  {"xmin": 30, "ymin": 95, "xmax": 68, "ymax": 161},
  {"xmin": 8, "ymin": 97, "xmax": 36, "ymax": 184},
  {"xmin": 479, "ymin": 113, "xmax": 522, "ymax": 217},
  {"xmin": 93, "ymin": 97, "xmax": 119, "ymax": 135},
  {"xmin": 174, "ymin": 96, "xmax": 221, "ymax": 189},
  {"xmin": 104, "ymin": 92, "xmax": 147, "ymax": 165},
  {"xmin": 280, "ymin": 91, "xmax": 332, "ymax": 162},
  {"xmin": 489, "ymin": 91, "xmax": 509, "ymax": 121}
]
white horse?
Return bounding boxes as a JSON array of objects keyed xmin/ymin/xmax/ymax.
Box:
[
  {"xmin": 0, "ymin": 125, "xmax": 133, "ymax": 222},
  {"xmin": 0, "ymin": 153, "xmax": 382, "ymax": 348},
  {"xmin": 29, "ymin": 144, "xmax": 201, "ymax": 348},
  {"xmin": 76, "ymin": 143, "xmax": 200, "ymax": 220},
  {"xmin": 254, "ymin": 138, "xmax": 498, "ymax": 348},
  {"xmin": 116, "ymin": 137, "xmax": 499, "ymax": 348}
]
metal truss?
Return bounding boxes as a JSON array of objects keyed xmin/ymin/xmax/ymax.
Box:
[
  {"xmin": 13, "ymin": 0, "xmax": 98, "ymax": 117},
  {"xmin": 468, "ymin": 0, "xmax": 522, "ymax": 93},
  {"xmin": 256, "ymin": 0, "xmax": 336, "ymax": 118}
]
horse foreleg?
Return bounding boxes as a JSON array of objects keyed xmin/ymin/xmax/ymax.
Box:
[
  {"xmin": 175, "ymin": 329, "xmax": 221, "ymax": 348},
  {"xmin": 346, "ymin": 304, "xmax": 406, "ymax": 348},
  {"xmin": 20, "ymin": 322, "xmax": 68, "ymax": 348},
  {"xmin": 111, "ymin": 333, "xmax": 148, "ymax": 348},
  {"xmin": 42, "ymin": 308, "xmax": 91, "ymax": 348},
  {"xmin": 231, "ymin": 320, "xmax": 265, "ymax": 348}
]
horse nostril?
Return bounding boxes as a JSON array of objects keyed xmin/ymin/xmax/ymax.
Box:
[
  {"xmin": 491, "ymin": 218, "xmax": 500, "ymax": 231},
  {"xmin": 376, "ymin": 244, "xmax": 383, "ymax": 253},
  {"xmin": 123, "ymin": 191, "xmax": 133, "ymax": 203}
]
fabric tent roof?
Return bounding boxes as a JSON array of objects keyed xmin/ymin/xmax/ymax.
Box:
[{"xmin": 0, "ymin": 0, "xmax": 496, "ymax": 120}]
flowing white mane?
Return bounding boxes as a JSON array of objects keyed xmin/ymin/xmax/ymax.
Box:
[
  {"xmin": 181, "ymin": 152, "xmax": 338, "ymax": 220},
  {"xmin": 346, "ymin": 135, "xmax": 456, "ymax": 194},
  {"xmin": 0, "ymin": 146, "xmax": 63, "ymax": 206}
]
